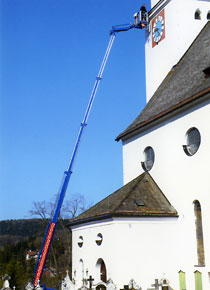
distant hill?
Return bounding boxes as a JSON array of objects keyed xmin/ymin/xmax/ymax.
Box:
[
  {"xmin": 0, "ymin": 219, "xmax": 48, "ymax": 247},
  {"xmin": 0, "ymin": 218, "xmax": 70, "ymax": 247},
  {"xmin": 0, "ymin": 219, "xmax": 72, "ymax": 289}
]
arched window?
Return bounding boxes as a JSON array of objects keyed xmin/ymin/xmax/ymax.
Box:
[
  {"xmin": 195, "ymin": 9, "xmax": 201, "ymax": 20},
  {"xmin": 79, "ymin": 259, "xmax": 85, "ymax": 286},
  {"xmin": 96, "ymin": 259, "xmax": 107, "ymax": 283},
  {"xmin": 207, "ymin": 11, "xmax": 210, "ymax": 20},
  {"xmin": 194, "ymin": 200, "xmax": 205, "ymax": 266}
]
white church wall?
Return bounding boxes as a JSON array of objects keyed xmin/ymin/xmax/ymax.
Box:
[
  {"xmin": 71, "ymin": 217, "xmax": 186, "ymax": 290},
  {"xmin": 145, "ymin": 0, "xmax": 209, "ymax": 101},
  {"xmin": 122, "ymin": 99, "xmax": 210, "ymax": 289},
  {"xmin": 109, "ymin": 217, "xmax": 181, "ymax": 290},
  {"xmin": 71, "ymin": 220, "xmax": 117, "ymax": 289}
]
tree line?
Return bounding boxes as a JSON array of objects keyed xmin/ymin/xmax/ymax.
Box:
[{"xmin": 0, "ymin": 194, "xmax": 90, "ymax": 290}]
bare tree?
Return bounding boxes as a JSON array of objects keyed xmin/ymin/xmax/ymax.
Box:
[
  {"xmin": 29, "ymin": 193, "xmax": 90, "ymax": 220},
  {"xmin": 28, "ymin": 201, "xmax": 51, "ymax": 219},
  {"xmin": 28, "ymin": 193, "xmax": 91, "ymax": 280},
  {"xmin": 61, "ymin": 193, "xmax": 91, "ymax": 219}
]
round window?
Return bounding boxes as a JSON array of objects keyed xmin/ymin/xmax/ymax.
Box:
[
  {"xmin": 78, "ymin": 236, "xmax": 83, "ymax": 248},
  {"xmin": 141, "ymin": 146, "xmax": 155, "ymax": 171},
  {"xmin": 95, "ymin": 233, "xmax": 103, "ymax": 246},
  {"xmin": 183, "ymin": 127, "xmax": 201, "ymax": 156}
]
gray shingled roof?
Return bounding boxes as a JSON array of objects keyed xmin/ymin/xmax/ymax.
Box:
[
  {"xmin": 116, "ymin": 22, "xmax": 210, "ymax": 141},
  {"xmin": 68, "ymin": 172, "xmax": 177, "ymax": 226}
]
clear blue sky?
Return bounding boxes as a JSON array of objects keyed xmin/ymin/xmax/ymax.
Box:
[{"xmin": 0, "ymin": 0, "xmax": 150, "ymax": 220}]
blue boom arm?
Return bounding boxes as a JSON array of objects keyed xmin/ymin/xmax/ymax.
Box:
[
  {"xmin": 33, "ymin": 16, "xmax": 148, "ymax": 287},
  {"xmin": 33, "ymin": 33, "xmax": 116, "ymax": 287},
  {"xmin": 110, "ymin": 23, "xmax": 143, "ymax": 34}
]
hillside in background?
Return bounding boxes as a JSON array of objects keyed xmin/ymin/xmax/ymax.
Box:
[
  {"xmin": 0, "ymin": 219, "xmax": 47, "ymax": 248},
  {"xmin": 0, "ymin": 219, "xmax": 72, "ymax": 290}
]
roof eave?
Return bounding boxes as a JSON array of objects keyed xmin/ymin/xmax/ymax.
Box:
[
  {"xmin": 67, "ymin": 211, "xmax": 178, "ymax": 228},
  {"xmin": 116, "ymin": 87, "xmax": 210, "ymax": 142}
]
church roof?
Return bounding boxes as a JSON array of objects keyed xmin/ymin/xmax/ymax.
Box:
[
  {"xmin": 116, "ymin": 22, "xmax": 210, "ymax": 141},
  {"xmin": 68, "ymin": 172, "xmax": 178, "ymax": 227}
]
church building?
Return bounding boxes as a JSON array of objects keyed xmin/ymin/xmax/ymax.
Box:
[{"xmin": 68, "ymin": 0, "xmax": 210, "ymax": 289}]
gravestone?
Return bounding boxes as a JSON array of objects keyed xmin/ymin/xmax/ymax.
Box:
[
  {"xmin": 128, "ymin": 279, "xmax": 141, "ymax": 290},
  {"xmin": 120, "ymin": 285, "xmax": 129, "ymax": 290},
  {"xmin": 61, "ymin": 271, "xmax": 75, "ymax": 290},
  {"xmin": 25, "ymin": 282, "xmax": 34, "ymax": 290},
  {"xmin": 107, "ymin": 279, "xmax": 116, "ymax": 290},
  {"xmin": 79, "ymin": 285, "xmax": 88, "ymax": 290},
  {"xmin": 1, "ymin": 275, "xmax": 11, "ymax": 290},
  {"xmin": 96, "ymin": 285, "xmax": 106, "ymax": 290},
  {"xmin": 35, "ymin": 281, "xmax": 42, "ymax": 290},
  {"xmin": 159, "ymin": 277, "xmax": 171, "ymax": 290}
]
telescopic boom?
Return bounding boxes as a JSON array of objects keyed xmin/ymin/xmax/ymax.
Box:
[
  {"xmin": 33, "ymin": 33, "xmax": 116, "ymax": 288},
  {"xmin": 33, "ymin": 15, "xmax": 148, "ymax": 288}
]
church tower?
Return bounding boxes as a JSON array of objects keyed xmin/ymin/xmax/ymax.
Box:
[{"xmin": 145, "ymin": 0, "xmax": 210, "ymax": 101}]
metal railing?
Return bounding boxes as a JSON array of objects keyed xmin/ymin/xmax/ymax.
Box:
[{"xmin": 134, "ymin": 11, "xmax": 149, "ymax": 25}]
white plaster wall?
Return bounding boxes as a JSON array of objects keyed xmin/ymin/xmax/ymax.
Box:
[
  {"xmin": 71, "ymin": 220, "xmax": 117, "ymax": 288},
  {"xmin": 122, "ymin": 100, "xmax": 210, "ymax": 289},
  {"xmin": 71, "ymin": 217, "xmax": 179, "ymax": 290},
  {"xmin": 71, "ymin": 212, "xmax": 209, "ymax": 290},
  {"xmin": 145, "ymin": 0, "xmax": 209, "ymax": 101}
]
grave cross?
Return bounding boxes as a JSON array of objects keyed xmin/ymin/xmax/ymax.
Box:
[
  {"xmin": 151, "ymin": 279, "xmax": 161, "ymax": 290},
  {"xmin": 87, "ymin": 275, "xmax": 94, "ymax": 289}
]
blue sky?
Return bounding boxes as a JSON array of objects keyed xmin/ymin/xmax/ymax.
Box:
[{"xmin": 0, "ymin": 0, "xmax": 150, "ymax": 220}]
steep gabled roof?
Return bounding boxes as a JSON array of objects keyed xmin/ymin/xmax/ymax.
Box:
[
  {"xmin": 68, "ymin": 172, "xmax": 177, "ymax": 227},
  {"xmin": 116, "ymin": 22, "xmax": 210, "ymax": 141}
]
